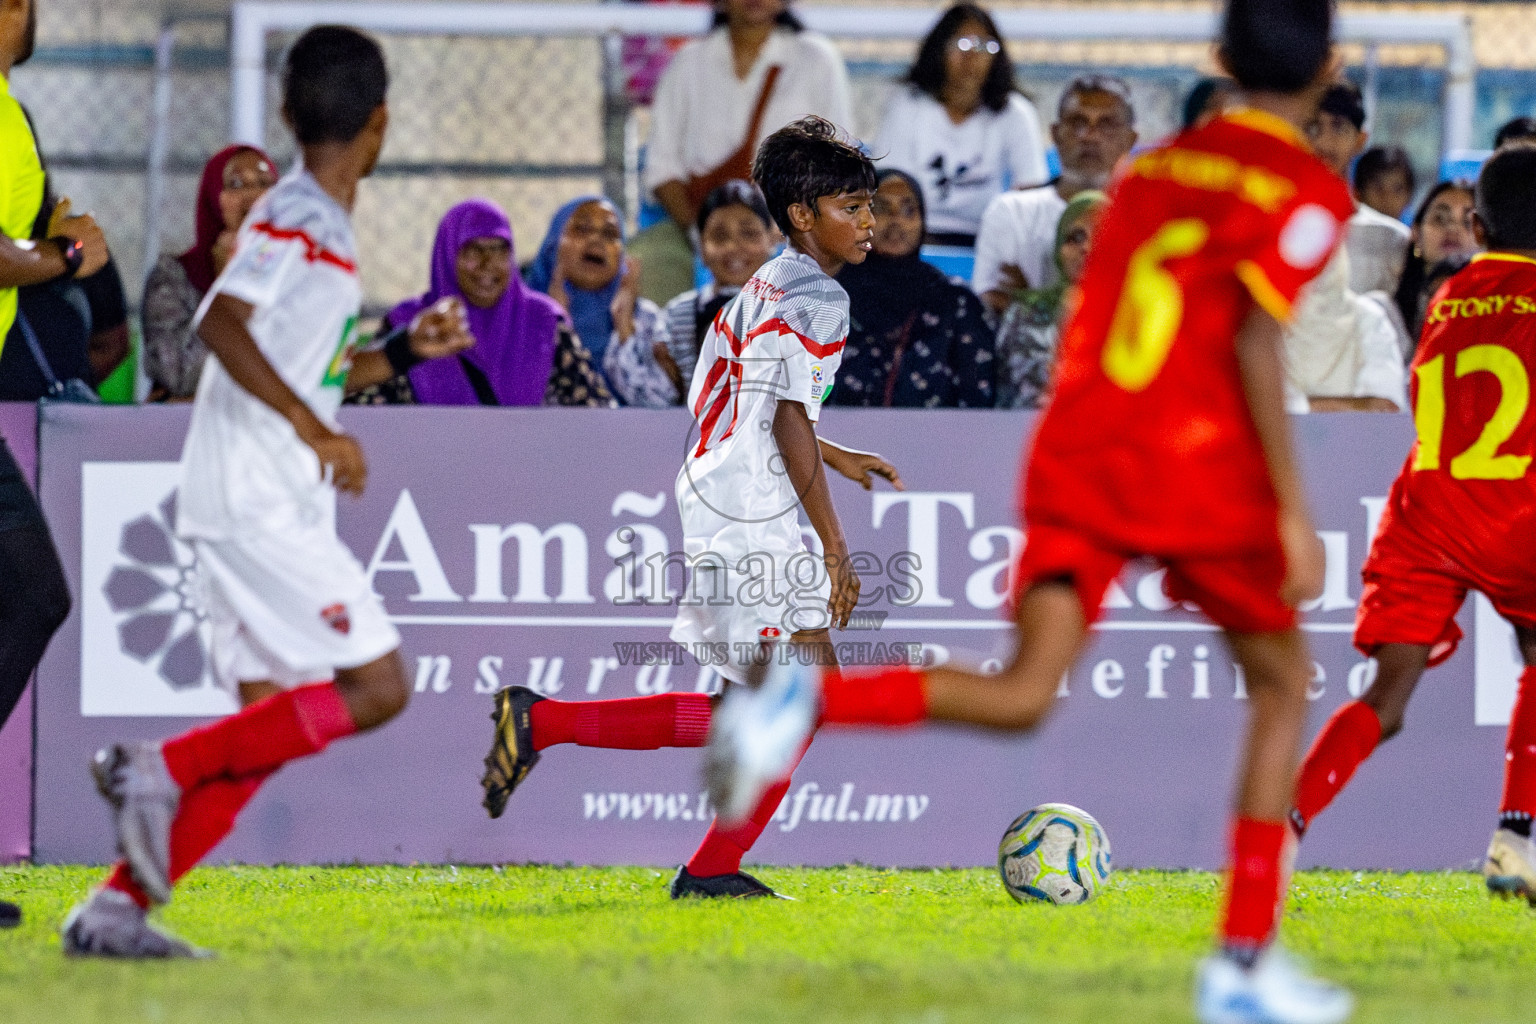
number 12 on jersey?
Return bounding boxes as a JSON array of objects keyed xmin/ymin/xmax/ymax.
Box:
[{"xmin": 1414, "ymin": 344, "xmax": 1534, "ymax": 480}]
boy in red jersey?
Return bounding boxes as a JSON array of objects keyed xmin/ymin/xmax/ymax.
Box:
[
  {"xmin": 1290, "ymin": 146, "xmax": 1536, "ymax": 901},
  {"xmin": 707, "ymin": 0, "xmax": 1355, "ymax": 1018}
]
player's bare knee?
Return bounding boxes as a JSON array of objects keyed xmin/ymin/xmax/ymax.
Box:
[
  {"xmin": 1361, "ymin": 689, "xmax": 1405, "ymax": 740},
  {"xmin": 1515, "ymin": 627, "xmax": 1536, "ymax": 668},
  {"xmin": 336, "ymin": 651, "xmax": 411, "ymax": 728}
]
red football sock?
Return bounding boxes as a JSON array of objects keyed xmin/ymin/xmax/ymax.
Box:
[
  {"xmin": 104, "ymin": 769, "xmax": 274, "ymax": 908},
  {"xmin": 103, "ymin": 863, "xmax": 150, "ymax": 909},
  {"xmin": 160, "ymin": 682, "xmax": 357, "ymax": 790},
  {"xmin": 1291, "ymin": 700, "xmax": 1382, "ymax": 835},
  {"xmin": 819, "ymin": 666, "xmax": 928, "ymax": 727},
  {"xmin": 1501, "ymin": 667, "xmax": 1536, "ymax": 818},
  {"xmin": 1221, "ymin": 817, "xmax": 1288, "ymax": 955},
  {"xmin": 685, "ymin": 739, "xmax": 811, "ymax": 877},
  {"xmin": 530, "ymin": 693, "xmax": 712, "ymax": 752}
]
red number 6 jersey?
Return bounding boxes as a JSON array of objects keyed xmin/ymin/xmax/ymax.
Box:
[{"xmin": 1022, "ymin": 110, "xmax": 1354, "ymax": 557}]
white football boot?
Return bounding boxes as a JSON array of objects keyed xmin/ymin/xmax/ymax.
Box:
[
  {"xmin": 1483, "ymin": 827, "xmax": 1536, "ymax": 905},
  {"xmin": 61, "ymin": 888, "xmax": 211, "ymax": 959},
  {"xmin": 1196, "ymin": 946, "xmax": 1353, "ymax": 1024},
  {"xmin": 704, "ymin": 656, "xmax": 820, "ymax": 826}
]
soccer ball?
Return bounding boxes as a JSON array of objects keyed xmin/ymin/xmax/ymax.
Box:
[{"xmin": 998, "ymin": 803, "xmax": 1112, "ymax": 905}]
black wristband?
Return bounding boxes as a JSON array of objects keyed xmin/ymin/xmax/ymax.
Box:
[
  {"xmin": 49, "ymin": 236, "xmax": 83, "ymax": 279},
  {"xmin": 381, "ymin": 325, "xmax": 422, "ymax": 375}
]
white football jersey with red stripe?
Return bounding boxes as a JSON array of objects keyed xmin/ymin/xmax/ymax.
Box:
[
  {"xmin": 675, "ymin": 248, "xmax": 847, "ymax": 555},
  {"xmin": 178, "ymin": 167, "xmax": 363, "ymax": 539}
]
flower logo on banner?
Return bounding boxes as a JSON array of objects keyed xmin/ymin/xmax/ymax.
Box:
[{"xmin": 101, "ymin": 490, "xmax": 209, "ymax": 691}]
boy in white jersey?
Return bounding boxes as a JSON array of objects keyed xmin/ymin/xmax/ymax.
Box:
[
  {"xmin": 63, "ymin": 26, "xmax": 470, "ymax": 957},
  {"xmin": 480, "ymin": 117, "xmax": 904, "ymax": 899}
]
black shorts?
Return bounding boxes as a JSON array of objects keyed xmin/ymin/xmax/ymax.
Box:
[{"xmin": 0, "ymin": 436, "xmax": 45, "ymax": 534}]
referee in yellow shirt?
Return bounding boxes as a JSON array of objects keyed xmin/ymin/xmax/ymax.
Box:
[{"xmin": 0, "ymin": 0, "xmax": 107, "ymax": 930}]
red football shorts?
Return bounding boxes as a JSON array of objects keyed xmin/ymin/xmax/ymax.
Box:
[
  {"xmin": 1012, "ymin": 523, "xmax": 1296, "ymax": 634},
  {"xmin": 1355, "ymin": 520, "xmax": 1536, "ymax": 667}
]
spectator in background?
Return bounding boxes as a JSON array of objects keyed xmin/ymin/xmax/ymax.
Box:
[
  {"xmin": 1353, "ymin": 145, "xmax": 1415, "ymax": 222},
  {"xmin": 654, "ymin": 180, "xmax": 776, "ymax": 397},
  {"xmin": 1395, "ymin": 180, "xmax": 1479, "ymax": 343},
  {"xmin": 636, "ymin": 0, "xmax": 851, "ymax": 305},
  {"xmin": 142, "ymin": 144, "xmax": 276, "ymax": 400},
  {"xmin": 1284, "ymin": 81, "xmax": 1408, "ymax": 413},
  {"xmin": 1307, "ymin": 82, "xmax": 1410, "ymax": 296},
  {"xmin": 348, "ymin": 199, "xmax": 611, "ymax": 407},
  {"xmin": 1180, "ymin": 76, "xmax": 1235, "ymax": 131},
  {"xmin": 874, "ymin": 3, "xmax": 1047, "ymax": 247},
  {"xmin": 528, "ymin": 196, "xmax": 650, "ymax": 405},
  {"xmin": 831, "ymin": 168, "xmax": 993, "ymax": 407},
  {"xmin": 993, "ymin": 189, "xmax": 1103, "ymax": 409},
  {"xmin": 971, "ymin": 74, "xmax": 1136, "ymax": 315},
  {"xmin": 1494, "ymin": 116, "xmax": 1536, "ymax": 150},
  {"xmin": 600, "ymin": 255, "xmax": 675, "ymax": 407},
  {"xmin": 0, "ymin": 162, "xmax": 129, "ymax": 399}
]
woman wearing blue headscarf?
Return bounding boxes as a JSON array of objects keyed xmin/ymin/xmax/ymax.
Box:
[{"xmin": 527, "ymin": 196, "xmax": 674, "ymax": 406}]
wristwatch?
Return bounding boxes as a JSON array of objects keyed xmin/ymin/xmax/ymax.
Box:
[{"xmin": 49, "ymin": 236, "xmax": 84, "ymax": 279}]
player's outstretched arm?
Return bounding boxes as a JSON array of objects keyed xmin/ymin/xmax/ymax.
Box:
[
  {"xmin": 774, "ymin": 400, "xmax": 860, "ymax": 629},
  {"xmin": 198, "ymin": 293, "xmax": 367, "ymax": 495},
  {"xmin": 818, "ymin": 436, "xmax": 906, "ymax": 492},
  {"xmin": 1234, "ymin": 304, "xmax": 1325, "ymax": 606},
  {"xmin": 346, "ymin": 297, "xmax": 473, "ymax": 394}
]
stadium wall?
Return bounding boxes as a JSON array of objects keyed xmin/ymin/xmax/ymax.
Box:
[{"xmin": 21, "ymin": 405, "xmax": 1517, "ymax": 871}]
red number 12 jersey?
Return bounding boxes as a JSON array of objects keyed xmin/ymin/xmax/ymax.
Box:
[{"xmin": 1023, "ymin": 110, "xmax": 1354, "ymax": 556}]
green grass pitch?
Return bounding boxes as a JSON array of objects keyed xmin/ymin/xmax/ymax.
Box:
[{"xmin": 1, "ymin": 865, "xmax": 1532, "ymax": 1023}]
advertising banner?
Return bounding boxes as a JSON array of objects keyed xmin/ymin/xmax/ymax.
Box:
[
  {"xmin": 0, "ymin": 402, "xmax": 36, "ymax": 863},
  {"xmin": 32, "ymin": 405, "xmax": 1512, "ymax": 870}
]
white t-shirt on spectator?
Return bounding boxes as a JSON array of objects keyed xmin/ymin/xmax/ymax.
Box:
[
  {"xmin": 644, "ymin": 28, "xmax": 854, "ymax": 197},
  {"xmin": 1284, "ymin": 246, "xmax": 1407, "ymax": 411},
  {"xmin": 971, "ymin": 184, "xmax": 1068, "ymax": 297},
  {"xmin": 1352, "ymin": 293, "xmax": 1409, "ymax": 409},
  {"xmin": 179, "ymin": 169, "xmax": 361, "ymax": 540},
  {"xmin": 875, "ymin": 88, "xmax": 1049, "ymax": 239},
  {"xmin": 1346, "ymin": 203, "xmax": 1411, "ymax": 296}
]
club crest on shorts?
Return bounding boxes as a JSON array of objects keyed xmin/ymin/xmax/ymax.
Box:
[
  {"xmin": 758, "ymin": 626, "xmax": 782, "ymax": 640},
  {"xmin": 810, "ymin": 364, "xmax": 825, "ymax": 388},
  {"xmin": 321, "ymin": 603, "xmax": 351, "ymax": 635}
]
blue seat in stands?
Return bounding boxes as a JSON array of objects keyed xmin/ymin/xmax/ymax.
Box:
[
  {"xmin": 920, "ymin": 245, "xmax": 975, "ymax": 282},
  {"xmin": 1440, "ymin": 150, "xmax": 1490, "ymax": 184}
]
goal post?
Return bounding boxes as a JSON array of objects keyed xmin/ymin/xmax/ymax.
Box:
[{"xmin": 229, "ymin": 1, "xmax": 1475, "ymax": 154}]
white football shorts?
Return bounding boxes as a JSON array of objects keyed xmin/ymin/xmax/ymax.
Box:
[
  {"xmin": 192, "ymin": 522, "xmax": 399, "ymax": 693},
  {"xmin": 669, "ymin": 539, "xmax": 833, "ymax": 686}
]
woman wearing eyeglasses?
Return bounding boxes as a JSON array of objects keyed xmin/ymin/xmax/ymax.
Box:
[
  {"xmin": 142, "ymin": 145, "xmax": 277, "ymax": 400},
  {"xmin": 874, "ymin": 3, "xmax": 1047, "ymax": 247}
]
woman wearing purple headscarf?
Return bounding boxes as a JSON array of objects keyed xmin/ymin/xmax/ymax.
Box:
[{"xmin": 348, "ymin": 199, "xmax": 612, "ymax": 406}]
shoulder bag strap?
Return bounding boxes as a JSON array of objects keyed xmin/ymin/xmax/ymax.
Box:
[
  {"xmin": 15, "ymin": 307, "xmax": 64, "ymax": 397},
  {"xmin": 744, "ymin": 65, "xmax": 783, "ymax": 152},
  {"xmin": 457, "ymin": 354, "xmax": 501, "ymax": 406}
]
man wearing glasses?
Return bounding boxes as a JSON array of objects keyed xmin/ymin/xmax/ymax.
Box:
[{"xmin": 972, "ymin": 74, "xmax": 1138, "ymax": 314}]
